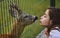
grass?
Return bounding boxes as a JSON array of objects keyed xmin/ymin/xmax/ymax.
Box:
[{"xmin": 0, "ymin": 0, "xmax": 60, "ymax": 38}]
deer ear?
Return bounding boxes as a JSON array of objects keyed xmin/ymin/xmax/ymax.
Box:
[
  {"xmin": 9, "ymin": 6, "xmax": 19, "ymax": 19},
  {"xmin": 10, "ymin": 3, "xmax": 22, "ymax": 14},
  {"xmin": 9, "ymin": 3, "xmax": 22, "ymax": 19}
]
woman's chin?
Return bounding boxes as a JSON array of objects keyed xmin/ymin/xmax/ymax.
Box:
[{"xmin": 40, "ymin": 24, "xmax": 47, "ymax": 27}]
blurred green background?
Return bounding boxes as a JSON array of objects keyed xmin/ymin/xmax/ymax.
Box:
[{"xmin": 0, "ymin": 0, "xmax": 60, "ymax": 38}]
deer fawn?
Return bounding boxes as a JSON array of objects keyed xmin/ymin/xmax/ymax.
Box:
[{"xmin": 0, "ymin": 3, "xmax": 38, "ymax": 38}]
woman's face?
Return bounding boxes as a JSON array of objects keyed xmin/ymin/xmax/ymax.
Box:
[{"xmin": 40, "ymin": 9, "xmax": 52, "ymax": 27}]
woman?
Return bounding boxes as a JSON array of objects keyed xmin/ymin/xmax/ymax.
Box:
[{"xmin": 36, "ymin": 7, "xmax": 60, "ymax": 38}]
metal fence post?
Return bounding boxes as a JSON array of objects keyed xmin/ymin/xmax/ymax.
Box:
[{"xmin": 50, "ymin": 0, "xmax": 55, "ymax": 7}]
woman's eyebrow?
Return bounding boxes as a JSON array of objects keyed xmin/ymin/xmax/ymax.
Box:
[{"xmin": 44, "ymin": 13, "xmax": 46, "ymax": 15}]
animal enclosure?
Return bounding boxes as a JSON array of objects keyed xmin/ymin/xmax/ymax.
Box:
[{"xmin": 0, "ymin": 0, "xmax": 60, "ymax": 38}]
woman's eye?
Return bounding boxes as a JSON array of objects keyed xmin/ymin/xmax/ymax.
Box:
[{"xmin": 44, "ymin": 15, "xmax": 46, "ymax": 18}]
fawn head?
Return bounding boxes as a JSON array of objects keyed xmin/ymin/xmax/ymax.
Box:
[{"xmin": 9, "ymin": 3, "xmax": 38, "ymax": 26}]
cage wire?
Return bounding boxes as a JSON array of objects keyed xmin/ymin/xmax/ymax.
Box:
[
  {"xmin": 0, "ymin": 0, "xmax": 43, "ymax": 34},
  {"xmin": 0, "ymin": 0, "xmax": 20, "ymax": 37},
  {"xmin": 0, "ymin": 0, "xmax": 55, "ymax": 38}
]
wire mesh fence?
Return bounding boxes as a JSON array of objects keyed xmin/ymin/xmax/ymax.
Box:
[
  {"xmin": 0, "ymin": 0, "xmax": 19, "ymax": 34},
  {"xmin": 0, "ymin": 0, "xmax": 58, "ymax": 38}
]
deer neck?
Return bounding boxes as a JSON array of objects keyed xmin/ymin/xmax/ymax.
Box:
[{"xmin": 11, "ymin": 20, "xmax": 26, "ymax": 38}]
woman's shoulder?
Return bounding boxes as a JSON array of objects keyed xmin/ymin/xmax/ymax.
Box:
[
  {"xmin": 50, "ymin": 29, "xmax": 60, "ymax": 33},
  {"xmin": 36, "ymin": 28, "xmax": 47, "ymax": 38},
  {"xmin": 49, "ymin": 30, "xmax": 60, "ymax": 38}
]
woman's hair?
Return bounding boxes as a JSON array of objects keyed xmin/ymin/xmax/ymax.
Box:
[
  {"xmin": 48, "ymin": 7, "xmax": 60, "ymax": 25},
  {"xmin": 47, "ymin": 7, "xmax": 60, "ymax": 35}
]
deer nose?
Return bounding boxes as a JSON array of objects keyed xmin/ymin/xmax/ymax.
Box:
[
  {"xmin": 35, "ymin": 16, "xmax": 38, "ymax": 20},
  {"xmin": 33, "ymin": 16, "xmax": 38, "ymax": 22}
]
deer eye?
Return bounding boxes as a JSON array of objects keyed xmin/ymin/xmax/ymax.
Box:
[{"xmin": 24, "ymin": 16, "xmax": 28, "ymax": 18}]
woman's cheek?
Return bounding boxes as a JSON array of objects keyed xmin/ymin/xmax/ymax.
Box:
[{"xmin": 40, "ymin": 18, "xmax": 48, "ymax": 25}]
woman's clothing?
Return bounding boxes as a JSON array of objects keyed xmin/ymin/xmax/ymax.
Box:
[
  {"xmin": 36, "ymin": 28, "xmax": 60, "ymax": 38},
  {"xmin": 49, "ymin": 30, "xmax": 60, "ymax": 38},
  {"xmin": 36, "ymin": 28, "xmax": 47, "ymax": 38}
]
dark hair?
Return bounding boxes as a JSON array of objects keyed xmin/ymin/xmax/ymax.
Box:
[
  {"xmin": 47, "ymin": 7, "xmax": 60, "ymax": 35},
  {"xmin": 48, "ymin": 7, "xmax": 60, "ymax": 25}
]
